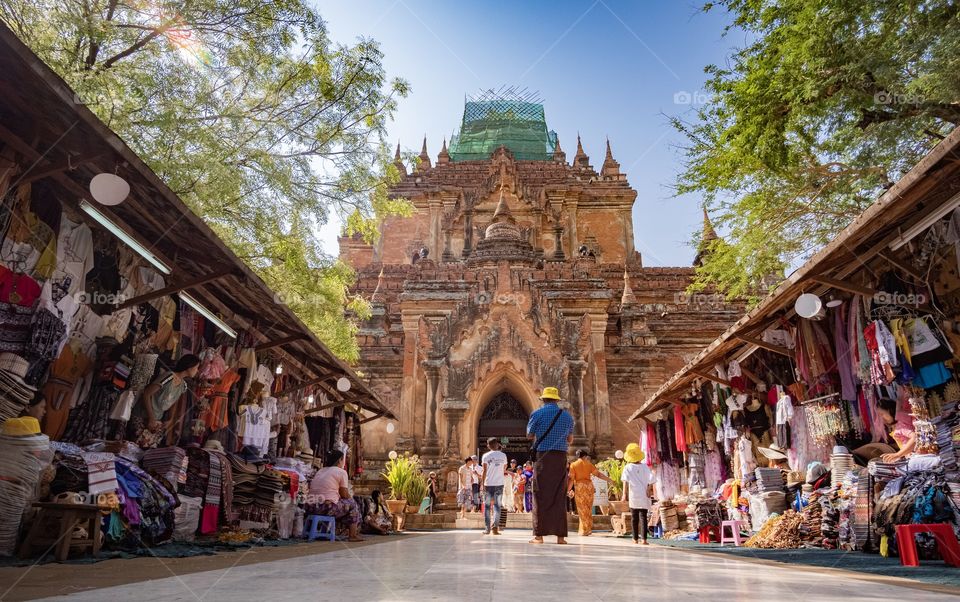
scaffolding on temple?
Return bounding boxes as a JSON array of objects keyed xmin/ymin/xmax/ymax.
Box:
[{"xmin": 448, "ymin": 87, "xmax": 558, "ymax": 162}]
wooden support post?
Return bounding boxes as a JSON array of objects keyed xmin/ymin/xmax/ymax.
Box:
[
  {"xmin": 276, "ymin": 376, "xmax": 327, "ymax": 397},
  {"xmin": 114, "ymin": 269, "xmax": 234, "ymax": 309},
  {"xmin": 359, "ymin": 410, "xmax": 385, "ymax": 424}
]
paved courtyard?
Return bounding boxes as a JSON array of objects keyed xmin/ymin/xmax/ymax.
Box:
[{"xmin": 20, "ymin": 531, "xmax": 959, "ymax": 601}]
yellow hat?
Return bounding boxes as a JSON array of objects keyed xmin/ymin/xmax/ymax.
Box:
[
  {"xmin": 540, "ymin": 386, "xmax": 561, "ymax": 401},
  {"xmin": 2, "ymin": 416, "xmax": 40, "ymax": 437},
  {"xmin": 624, "ymin": 443, "xmax": 645, "ymax": 463}
]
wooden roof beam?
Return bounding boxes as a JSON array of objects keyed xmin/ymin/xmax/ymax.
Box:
[
  {"xmin": 255, "ymin": 334, "xmax": 307, "ymax": 352},
  {"xmin": 735, "ymin": 334, "xmax": 795, "ymax": 358},
  {"xmin": 114, "ymin": 269, "xmax": 235, "ymax": 309}
]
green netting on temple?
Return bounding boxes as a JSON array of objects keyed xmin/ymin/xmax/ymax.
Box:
[{"xmin": 448, "ymin": 89, "xmax": 557, "ymax": 161}]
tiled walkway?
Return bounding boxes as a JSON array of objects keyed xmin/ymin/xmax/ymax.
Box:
[{"xmin": 32, "ymin": 531, "xmax": 960, "ymax": 601}]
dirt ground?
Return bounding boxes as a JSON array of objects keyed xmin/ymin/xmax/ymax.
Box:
[{"xmin": 0, "ymin": 534, "xmax": 411, "ymax": 601}]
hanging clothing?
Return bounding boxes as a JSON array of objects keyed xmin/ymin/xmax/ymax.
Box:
[
  {"xmin": 41, "ymin": 342, "xmax": 93, "ymax": 440},
  {"xmin": 673, "ymin": 405, "xmax": 687, "ymax": 453}
]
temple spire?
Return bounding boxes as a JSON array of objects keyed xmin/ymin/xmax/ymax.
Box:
[
  {"xmin": 620, "ymin": 266, "xmax": 637, "ymax": 307},
  {"xmin": 694, "ymin": 206, "xmax": 720, "ymax": 266},
  {"xmin": 437, "ymin": 137, "xmax": 450, "ymax": 165},
  {"xmin": 601, "ymin": 137, "xmax": 621, "ymax": 179},
  {"xmin": 492, "ymin": 189, "xmax": 514, "ymax": 222},
  {"xmin": 573, "ymin": 133, "xmax": 591, "ymax": 169},
  {"xmin": 417, "ymin": 135, "xmax": 431, "ymax": 170},
  {"xmin": 393, "ymin": 141, "xmax": 406, "ymax": 176},
  {"xmin": 553, "ymin": 135, "xmax": 566, "ymax": 163}
]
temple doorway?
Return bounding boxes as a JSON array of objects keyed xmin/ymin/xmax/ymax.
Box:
[{"xmin": 476, "ymin": 392, "xmax": 530, "ymax": 464}]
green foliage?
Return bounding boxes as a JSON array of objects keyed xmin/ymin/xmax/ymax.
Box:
[
  {"xmin": 596, "ymin": 458, "xmax": 625, "ymax": 499},
  {"xmin": 402, "ymin": 472, "xmax": 429, "ymax": 508},
  {"xmin": 381, "ymin": 453, "xmax": 422, "ymax": 501},
  {"xmin": 676, "ymin": 0, "xmax": 960, "ymax": 300},
  {"xmin": 0, "ymin": 0, "xmax": 412, "ymax": 360}
]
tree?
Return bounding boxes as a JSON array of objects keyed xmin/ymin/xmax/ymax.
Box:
[
  {"xmin": 674, "ymin": 0, "xmax": 960, "ymax": 301},
  {"xmin": 0, "ymin": 0, "xmax": 411, "ymax": 360}
]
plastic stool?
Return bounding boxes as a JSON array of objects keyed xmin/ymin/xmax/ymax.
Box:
[
  {"xmin": 895, "ymin": 523, "xmax": 960, "ymax": 567},
  {"xmin": 719, "ymin": 520, "xmax": 743, "ymax": 547},
  {"xmin": 699, "ymin": 525, "xmax": 721, "ymax": 544},
  {"xmin": 304, "ymin": 514, "xmax": 336, "ymax": 542}
]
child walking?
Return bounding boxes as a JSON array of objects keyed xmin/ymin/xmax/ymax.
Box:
[{"xmin": 621, "ymin": 443, "xmax": 656, "ymax": 545}]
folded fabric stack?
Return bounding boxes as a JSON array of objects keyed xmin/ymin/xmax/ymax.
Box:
[
  {"xmin": 228, "ymin": 454, "xmax": 262, "ymax": 516},
  {"xmin": 693, "ymin": 498, "xmax": 722, "ymax": 529},
  {"xmin": 830, "ymin": 452, "xmax": 855, "ymax": 488},
  {"xmin": 932, "ymin": 401, "xmax": 958, "ymax": 481},
  {"xmin": 81, "ymin": 451, "xmax": 118, "ymax": 495},
  {"xmin": 819, "ymin": 489, "xmax": 841, "ymax": 546},
  {"xmin": 755, "ymin": 468, "xmax": 785, "ymax": 492},
  {"xmin": 868, "ymin": 460, "xmax": 906, "ymax": 482},
  {"xmin": 141, "ymin": 447, "xmax": 188, "ymax": 489},
  {"xmin": 799, "ymin": 491, "xmax": 823, "ymax": 544},
  {"xmin": 256, "ymin": 469, "xmax": 285, "ymax": 510}
]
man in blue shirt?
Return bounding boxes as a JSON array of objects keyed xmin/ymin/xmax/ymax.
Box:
[{"xmin": 526, "ymin": 386, "xmax": 574, "ymax": 544}]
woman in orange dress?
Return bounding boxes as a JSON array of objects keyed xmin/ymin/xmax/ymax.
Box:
[{"xmin": 568, "ymin": 449, "xmax": 614, "ymax": 536}]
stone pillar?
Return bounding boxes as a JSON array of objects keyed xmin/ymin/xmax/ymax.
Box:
[
  {"xmin": 587, "ymin": 313, "xmax": 613, "ymax": 455},
  {"xmin": 567, "ymin": 200, "xmax": 579, "ymax": 253},
  {"xmin": 428, "ymin": 198, "xmax": 442, "ymax": 261},
  {"xmin": 421, "ymin": 358, "xmax": 444, "ymax": 459},
  {"xmin": 552, "ymin": 225, "xmax": 565, "ymax": 260},
  {"xmin": 462, "ymin": 210, "xmax": 473, "ymax": 258},
  {"xmin": 622, "ymin": 208, "xmax": 635, "ymax": 264},
  {"xmin": 567, "ymin": 359, "xmax": 587, "ymax": 439},
  {"xmin": 397, "ymin": 314, "xmax": 421, "ymax": 451}
]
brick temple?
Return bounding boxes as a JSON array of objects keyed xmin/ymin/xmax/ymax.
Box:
[{"xmin": 340, "ymin": 92, "xmax": 739, "ymax": 486}]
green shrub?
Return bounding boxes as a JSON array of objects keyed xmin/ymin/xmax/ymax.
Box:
[{"xmin": 596, "ymin": 458, "xmax": 625, "ymax": 499}]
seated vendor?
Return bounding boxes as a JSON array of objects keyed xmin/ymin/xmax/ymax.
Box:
[
  {"xmin": 877, "ymin": 398, "xmax": 916, "ymax": 463},
  {"xmin": 358, "ymin": 489, "xmax": 393, "ymax": 535},
  {"xmin": 306, "ymin": 450, "xmax": 363, "ymax": 542},
  {"xmin": 128, "ymin": 354, "xmax": 200, "ymax": 448}
]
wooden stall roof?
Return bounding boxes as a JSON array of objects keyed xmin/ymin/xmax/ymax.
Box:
[
  {"xmin": 628, "ymin": 127, "xmax": 960, "ymax": 422},
  {"xmin": 0, "ymin": 23, "xmax": 393, "ymax": 421}
]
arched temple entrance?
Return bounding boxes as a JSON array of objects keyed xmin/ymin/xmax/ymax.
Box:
[{"xmin": 477, "ymin": 392, "xmax": 530, "ymax": 464}]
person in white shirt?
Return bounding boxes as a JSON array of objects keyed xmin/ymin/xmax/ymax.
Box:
[
  {"xmin": 457, "ymin": 457, "xmax": 477, "ymax": 518},
  {"xmin": 471, "ymin": 454, "xmax": 483, "ymax": 509},
  {"xmin": 479, "ymin": 437, "xmax": 508, "ymax": 535},
  {"xmin": 621, "ymin": 443, "xmax": 656, "ymax": 545}
]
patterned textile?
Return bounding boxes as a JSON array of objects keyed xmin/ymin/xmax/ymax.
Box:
[
  {"xmin": 81, "ymin": 451, "xmax": 118, "ymax": 495},
  {"xmin": 573, "ymin": 480, "xmax": 595, "ymax": 535},
  {"xmin": 304, "ymin": 497, "xmax": 361, "ymax": 534}
]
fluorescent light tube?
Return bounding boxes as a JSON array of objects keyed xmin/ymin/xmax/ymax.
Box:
[
  {"xmin": 180, "ymin": 292, "xmax": 237, "ymax": 338},
  {"xmin": 888, "ymin": 193, "xmax": 960, "ymax": 251},
  {"xmin": 80, "ymin": 200, "xmax": 171, "ymax": 274}
]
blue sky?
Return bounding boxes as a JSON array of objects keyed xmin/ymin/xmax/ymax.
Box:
[{"xmin": 316, "ymin": 0, "xmax": 739, "ymax": 266}]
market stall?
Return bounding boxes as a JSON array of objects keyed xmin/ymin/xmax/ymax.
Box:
[
  {"xmin": 0, "ymin": 22, "xmax": 393, "ymax": 558},
  {"xmin": 628, "ymin": 127, "xmax": 960, "ymax": 562}
]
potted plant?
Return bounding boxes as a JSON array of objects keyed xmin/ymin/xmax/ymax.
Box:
[
  {"xmin": 597, "ymin": 458, "xmax": 628, "ymax": 514},
  {"xmin": 381, "ymin": 453, "xmax": 418, "ymax": 515},
  {"xmin": 403, "ymin": 473, "xmax": 429, "ymax": 514}
]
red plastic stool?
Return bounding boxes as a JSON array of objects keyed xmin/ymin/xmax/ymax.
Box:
[
  {"xmin": 895, "ymin": 523, "xmax": 960, "ymax": 567},
  {"xmin": 699, "ymin": 525, "xmax": 721, "ymax": 543}
]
